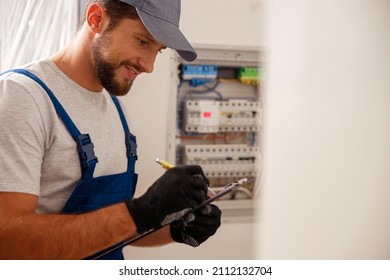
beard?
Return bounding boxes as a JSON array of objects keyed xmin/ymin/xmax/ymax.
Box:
[{"xmin": 91, "ymin": 35, "xmax": 141, "ymax": 96}]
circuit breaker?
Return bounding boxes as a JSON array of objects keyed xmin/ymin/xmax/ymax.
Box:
[
  {"xmin": 183, "ymin": 99, "xmax": 260, "ymax": 133},
  {"xmin": 167, "ymin": 45, "xmax": 261, "ymax": 212}
]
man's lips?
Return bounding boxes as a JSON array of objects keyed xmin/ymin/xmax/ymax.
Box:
[{"xmin": 125, "ymin": 67, "xmax": 139, "ymax": 79}]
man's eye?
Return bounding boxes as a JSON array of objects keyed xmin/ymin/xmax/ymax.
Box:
[{"xmin": 138, "ymin": 38, "xmax": 148, "ymax": 46}]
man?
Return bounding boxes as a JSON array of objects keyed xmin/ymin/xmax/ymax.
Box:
[{"xmin": 0, "ymin": 0, "xmax": 221, "ymax": 259}]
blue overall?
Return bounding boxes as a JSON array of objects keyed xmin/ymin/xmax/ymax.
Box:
[{"xmin": 2, "ymin": 69, "xmax": 138, "ymax": 260}]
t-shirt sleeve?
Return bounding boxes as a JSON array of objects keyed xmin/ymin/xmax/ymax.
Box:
[{"xmin": 0, "ymin": 77, "xmax": 46, "ymax": 196}]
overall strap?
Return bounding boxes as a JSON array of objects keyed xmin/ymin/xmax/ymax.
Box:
[
  {"xmin": 1, "ymin": 69, "xmax": 98, "ymax": 180},
  {"xmin": 110, "ymin": 95, "xmax": 137, "ymax": 174}
]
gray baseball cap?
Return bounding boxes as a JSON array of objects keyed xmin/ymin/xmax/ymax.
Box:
[{"xmin": 119, "ymin": 0, "xmax": 197, "ymax": 61}]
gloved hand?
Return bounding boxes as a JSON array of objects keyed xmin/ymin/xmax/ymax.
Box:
[
  {"xmin": 170, "ymin": 204, "xmax": 221, "ymax": 247},
  {"xmin": 125, "ymin": 165, "xmax": 208, "ymax": 234}
]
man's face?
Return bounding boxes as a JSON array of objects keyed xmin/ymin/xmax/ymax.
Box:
[{"xmin": 91, "ymin": 18, "xmax": 165, "ymax": 96}]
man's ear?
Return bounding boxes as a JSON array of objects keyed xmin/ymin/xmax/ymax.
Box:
[{"xmin": 85, "ymin": 3, "xmax": 108, "ymax": 34}]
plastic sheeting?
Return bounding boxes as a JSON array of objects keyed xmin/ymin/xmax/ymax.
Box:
[{"xmin": 0, "ymin": 0, "xmax": 79, "ymax": 71}]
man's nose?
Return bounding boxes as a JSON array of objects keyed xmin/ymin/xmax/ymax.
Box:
[{"xmin": 137, "ymin": 53, "xmax": 156, "ymax": 73}]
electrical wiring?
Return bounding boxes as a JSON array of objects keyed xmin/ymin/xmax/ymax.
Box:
[
  {"xmin": 177, "ymin": 132, "xmax": 246, "ymax": 142},
  {"xmin": 182, "ymin": 79, "xmax": 224, "ymax": 101},
  {"xmin": 209, "ymin": 183, "xmax": 253, "ymax": 200}
]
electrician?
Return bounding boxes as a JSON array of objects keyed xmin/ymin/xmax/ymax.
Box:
[{"xmin": 0, "ymin": 0, "xmax": 221, "ymax": 259}]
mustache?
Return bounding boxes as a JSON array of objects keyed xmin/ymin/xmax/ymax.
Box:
[{"xmin": 119, "ymin": 60, "xmax": 145, "ymax": 74}]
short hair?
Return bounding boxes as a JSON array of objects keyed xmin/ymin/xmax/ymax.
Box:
[{"xmin": 82, "ymin": 0, "xmax": 139, "ymax": 31}]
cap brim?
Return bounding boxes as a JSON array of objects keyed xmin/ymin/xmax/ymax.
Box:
[{"xmin": 136, "ymin": 8, "xmax": 197, "ymax": 62}]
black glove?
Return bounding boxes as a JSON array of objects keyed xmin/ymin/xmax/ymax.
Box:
[
  {"xmin": 125, "ymin": 165, "xmax": 208, "ymax": 234},
  {"xmin": 170, "ymin": 204, "xmax": 221, "ymax": 247}
]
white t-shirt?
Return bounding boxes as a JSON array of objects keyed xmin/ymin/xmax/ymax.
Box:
[{"xmin": 0, "ymin": 59, "xmax": 132, "ymax": 214}]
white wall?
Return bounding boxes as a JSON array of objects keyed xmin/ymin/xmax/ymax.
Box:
[
  {"xmin": 180, "ymin": 0, "xmax": 263, "ymax": 47},
  {"xmin": 257, "ymin": 0, "xmax": 390, "ymax": 259},
  {"xmin": 122, "ymin": 0, "xmax": 262, "ymax": 260}
]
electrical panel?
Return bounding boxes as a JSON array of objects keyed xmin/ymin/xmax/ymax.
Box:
[{"xmin": 167, "ymin": 45, "xmax": 261, "ymax": 214}]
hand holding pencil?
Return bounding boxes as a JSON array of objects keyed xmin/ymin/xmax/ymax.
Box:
[{"xmin": 155, "ymin": 158, "xmax": 216, "ymax": 197}]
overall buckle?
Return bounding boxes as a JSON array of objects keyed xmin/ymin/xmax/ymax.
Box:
[
  {"xmin": 76, "ymin": 134, "xmax": 98, "ymax": 167},
  {"xmin": 125, "ymin": 132, "xmax": 137, "ymax": 159}
]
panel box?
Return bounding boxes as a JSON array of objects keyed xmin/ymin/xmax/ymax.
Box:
[{"xmin": 167, "ymin": 45, "xmax": 262, "ymax": 211}]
